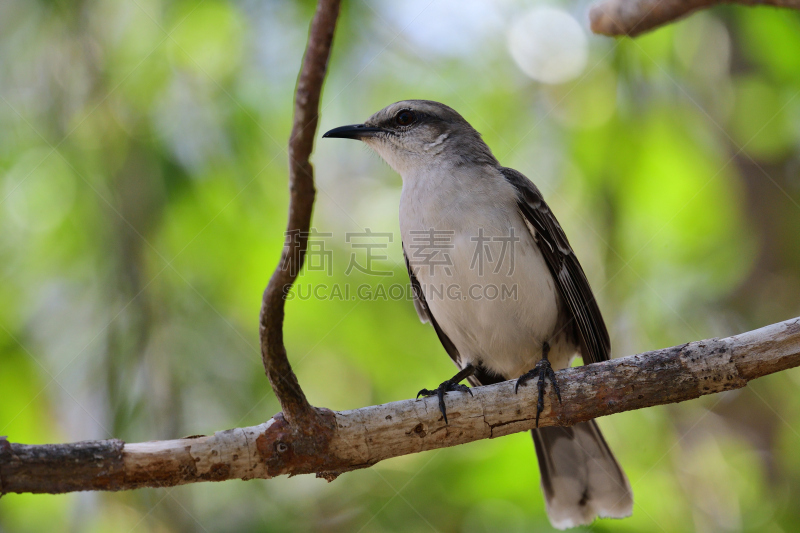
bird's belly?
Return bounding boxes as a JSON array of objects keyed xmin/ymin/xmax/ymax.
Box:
[{"xmin": 408, "ymin": 218, "xmax": 572, "ymax": 378}]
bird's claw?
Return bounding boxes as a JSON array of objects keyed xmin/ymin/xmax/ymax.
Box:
[
  {"xmin": 417, "ymin": 380, "xmax": 472, "ymax": 424},
  {"xmin": 515, "ymin": 358, "xmax": 561, "ymax": 427}
]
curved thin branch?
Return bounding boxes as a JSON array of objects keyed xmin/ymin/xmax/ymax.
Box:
[
  {"xmin": 3, "ymin": 317, "xmax": 798, "ymax": 494},
  {"xmin": 259, "ymin": 0, "xmax": 340, "ymax": 430},
  {"xmin": 589, "ymin": 0, "xmax": 800, "ymax": 37}
]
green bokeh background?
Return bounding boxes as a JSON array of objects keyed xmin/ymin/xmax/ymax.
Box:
[{"xmin": 2, "ymin": 1, "xmax": 800, "ymax": 531}]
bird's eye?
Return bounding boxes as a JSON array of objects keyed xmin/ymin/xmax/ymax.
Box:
[{"xmin": 395, "ymin": 110, "xmax": 416, "ymax": 127}]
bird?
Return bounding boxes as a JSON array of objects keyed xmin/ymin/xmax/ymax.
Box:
[{"xmin": 323, "ymin": 100, "xmax": 632, "ymax": 529}]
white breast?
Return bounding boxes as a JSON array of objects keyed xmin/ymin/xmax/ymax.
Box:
[{"xmin": 399, "ymin": 165, "xmax": 576, "ymax": 378}]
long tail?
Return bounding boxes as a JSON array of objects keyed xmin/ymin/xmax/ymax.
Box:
[{"xmin": 532, "ymin": 420, "xmax": 633, "ymax": 529}]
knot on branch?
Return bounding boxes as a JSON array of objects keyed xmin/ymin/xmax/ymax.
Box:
[{"xmin": 255, "ymin": 408, "xmax": 339, "ymax": 478}]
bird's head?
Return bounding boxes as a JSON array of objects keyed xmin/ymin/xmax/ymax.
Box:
[{"xmin": 323, "ymin": 100, "xmax": 496, "ymax": 175}]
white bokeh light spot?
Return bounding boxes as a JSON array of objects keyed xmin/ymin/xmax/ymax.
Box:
[{"xmin": 507, "ymin": 7, "xmax": 588, "ymax": 85}]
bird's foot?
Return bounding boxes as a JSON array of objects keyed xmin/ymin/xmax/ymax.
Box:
[
  {"xmin": 515, "ymin": 357, "xmax": 562, "ymax": 427},
  {"xmin": 417, "ymin": 380, "xmax": 472, "ymax": 424}
]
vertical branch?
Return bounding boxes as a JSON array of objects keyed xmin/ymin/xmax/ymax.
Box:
[{"xmin": 259, "ymin": 0, "xmax": 341, "ymax": 429}]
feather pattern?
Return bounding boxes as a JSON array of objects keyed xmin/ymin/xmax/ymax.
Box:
[{"xmin": 499, "ymin": 167, "xmax": 610, "ymax": 365}]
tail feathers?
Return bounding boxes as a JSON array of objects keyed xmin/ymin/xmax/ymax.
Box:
[{"xmin": 532, "ymin": 420, "xmax": 632, "ymax": 530}]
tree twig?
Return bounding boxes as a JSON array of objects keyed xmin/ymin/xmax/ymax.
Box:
[
  {"xmin": 259, "ymin": 0, "xmax": 340, "ymax": 431},
  {"xmin": 589, "ymin": 0, "xmax": 800, "ymax": 37},
  {"xmin": 3, "ymin": 317, "xmax": 798, "ymax": 494}
]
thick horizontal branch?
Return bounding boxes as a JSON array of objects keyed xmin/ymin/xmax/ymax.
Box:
[
  {"xmin": 2, "ymin": 317, "xmax": 798, "ymax": 494},
  {"xmin": 589, "ymin": 0, "xmax": 800, "ymax": 37}
]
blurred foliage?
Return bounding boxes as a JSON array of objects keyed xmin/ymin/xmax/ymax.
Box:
[{"xmin": 1, "ymin": 1, "xmax": 800, "ymax": 532}]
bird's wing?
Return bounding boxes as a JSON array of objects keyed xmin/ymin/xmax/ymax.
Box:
[
  {"xmin": 403, "ymin": 244, "xmax": 463, "ymax": 369},
  {"xmin": 500, "ymin": 167, "xmax": 610, "ymax": 364}
]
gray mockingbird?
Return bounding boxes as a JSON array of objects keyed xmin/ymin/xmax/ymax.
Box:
[{"xmin": 324, "ymin": 100, "xmax": 632, "ymax": 529}]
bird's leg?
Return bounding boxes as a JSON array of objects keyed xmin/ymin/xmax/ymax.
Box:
[
  {"xmin": 416, "ymin": 364, "xmax": 475, "ymax": 424},
  {"xmin": 515, "ymin": 341, "xmax": 562, "ymax": 427}
]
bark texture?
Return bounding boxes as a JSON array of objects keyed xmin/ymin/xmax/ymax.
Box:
[
  {"xmin": 259, "ymin": 0, "xmax": 340, "ymax": 432},
  {"xmin": 589, "ymin": 0, "xmax": 800, "ymax": 37},
  {"xmin": 3, "ymin": 317, "xmax": 798, "ymax": 494}
]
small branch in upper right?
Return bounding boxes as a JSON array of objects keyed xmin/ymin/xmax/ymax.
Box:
[{"xmin": 589, "ymin": 0, "xmax": 800, "ymax": 37}]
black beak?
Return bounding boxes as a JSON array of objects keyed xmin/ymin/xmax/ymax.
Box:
[{"xmin": 322, "ymin": 124, "xmax": 384, "ymax": 140}]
